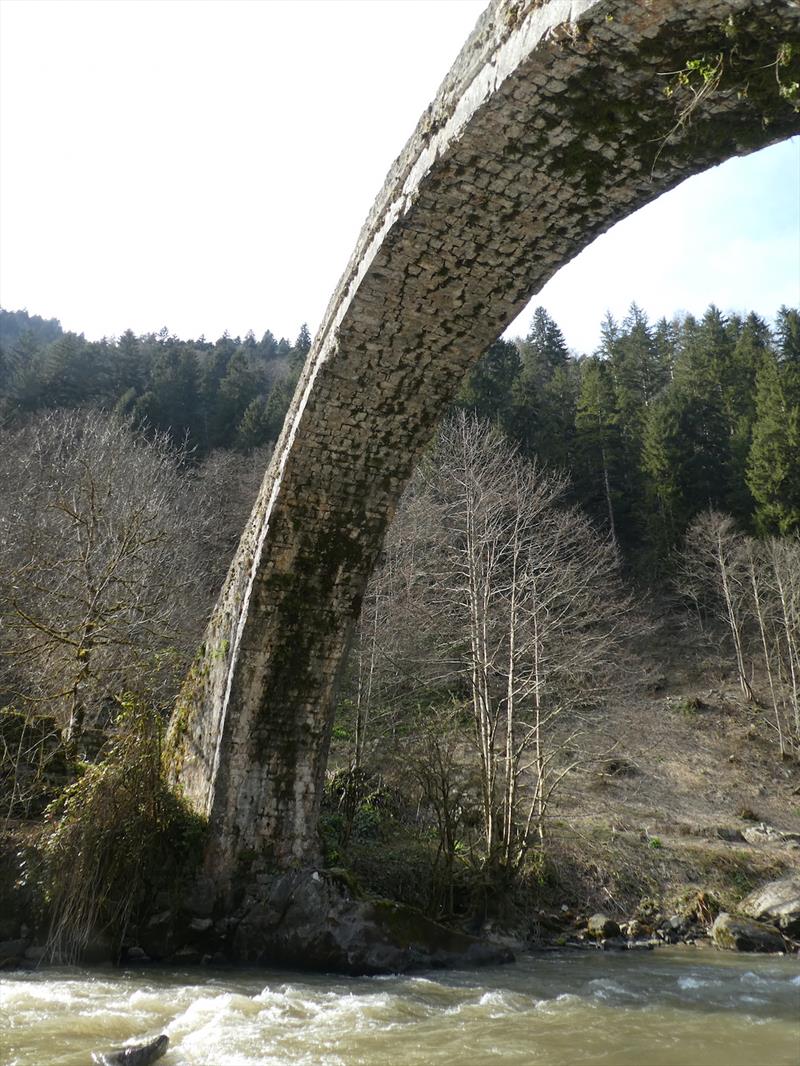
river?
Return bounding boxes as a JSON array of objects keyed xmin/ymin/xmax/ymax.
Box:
[{"xmin": 2, "ymin": 947, "xmax": 798, "ymax": 1066}]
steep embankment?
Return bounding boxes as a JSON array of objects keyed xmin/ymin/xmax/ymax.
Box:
[{"xmin": 530, "ymin": 605, "xmax": 800, "ymax": 920}]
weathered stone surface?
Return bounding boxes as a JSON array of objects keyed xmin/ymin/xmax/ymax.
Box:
[
  {"xmin": 231, "ymin": 869, "xmax": 513, "ymax": 974},
  {"xmin": 711, "ymin": 912, "xmax": 785, "ymax": 953},
  {"xmin": 165, "ymin": 0, "xmax": 800, "ymax": 901},
  {"xmin": 739, "ymin": 876, "xmax": 800, "ymax": 938},
  {"xmin": 586, "ymin": 914, "xmax": 621, "ymax": 939}
]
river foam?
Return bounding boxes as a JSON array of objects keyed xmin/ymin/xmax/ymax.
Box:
[{"xmin": 2, "ymin": 949, "xmax": 798, "ymax": 1066}]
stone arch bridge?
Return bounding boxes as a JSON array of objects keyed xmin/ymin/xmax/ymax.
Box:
[{"xmin": 167, "ymin": 0, "xmax": 800, "ymax": 897}]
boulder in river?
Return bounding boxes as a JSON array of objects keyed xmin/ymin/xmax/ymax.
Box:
[
  {"xmin": 710, "ymin": 912, "xmax": 785, "ymax": 953},
  {"xmin": 738, "ymin": 875, "xmax": 800, "ymax": 938},
  {"xmin": 91, "ymin": 1034, "xmax": 169, "ymax": 1066}
]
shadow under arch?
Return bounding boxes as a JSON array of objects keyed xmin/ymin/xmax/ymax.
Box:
[{"xmin": 166, "ymin": 0, "xmax": 800, "ymax": 896}]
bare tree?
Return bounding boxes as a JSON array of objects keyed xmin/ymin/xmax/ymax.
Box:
[
  {"xmin": 677, "ymin": 510, "xmax": 754, "ymax": 701},
  {"xmin": 761, "ymin": 535, "xmax": 800, "ymax": 745},
  {"xmin": 341, "ymin": 414, "xmax": 633, "ymax": 874},
  {"xmin": 744, "ymin": 538, "xmax": 791, "ymax": 758},
  {"xmin": 678, "ymin": 510, "xmax": 799, "ymax": 758},
  {"xmin": 336, "ymin": 475, "xmax": 451, "ymax": 772},
  {"xmin": 0, "ymin": 410, "xmax": 212, "ymax": 758},
  {"xmin": 408, "ymin": 702, "xmax": 476, "ymax": 916},
  {"xmin": 419, "ymin": 415, "xmax": 632, "ymax": 869},
  {"xmin": 190, "ymin": 444, "xmax": 272, "ymax": 597}
]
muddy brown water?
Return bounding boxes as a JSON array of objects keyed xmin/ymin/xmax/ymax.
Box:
[{"xmin": 2, "ymin": 947, "xmax": 798, "ymax": 1066}]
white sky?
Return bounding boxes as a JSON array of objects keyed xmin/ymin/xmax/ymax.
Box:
[{"xmin": 1, "ymin": 0, "xmax": 798, "ymax": 356}]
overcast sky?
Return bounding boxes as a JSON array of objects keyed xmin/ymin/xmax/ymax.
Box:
[{"xmin": 1, "ymin": 0, "xmax": 798, "ymax": 356}]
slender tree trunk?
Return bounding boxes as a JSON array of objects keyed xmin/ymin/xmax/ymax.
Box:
[
  {"xmin": 503, "ymin": 547, "xmax": 519, "ymax": 867},
  {"xmin": 772, "ymin": 555, "xmax": 800, "ymax": 737},
  {"xmin": 600, "ymin": 445, "xmax": 617, "ymax": 547},
  {"xmin": 65, "ymin": 633, "xmax": 93, "ymax": 752},
  {"xmin": 716, "ymin": 529, "xmax": 753, "ymax": 701},
  {"xmin": 748, "ymin": 556, "xmax": 788, "ymax": 758},
  {"xmin": 465, "ymin": 485, "xmax": 494, "ymax": 856},
  {"xmin": 532, "ymin": 594, "xmax": 545, "ymax": 844}
]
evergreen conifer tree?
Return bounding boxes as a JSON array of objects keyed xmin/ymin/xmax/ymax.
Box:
[
  {"xmin": 457, "ymin": 338, "xmax": 521, "ymax": 433},
  {"xmin": 294, "ymin": 323, "xmax": 312, "ymax": 358},
  {"xmin": 747, "ymin": 350, "xmax": 800, "ymax": 533},
  {"xmin": 575, "ymin": 357, "xmax": 622, "ymax": 542},
  {"xmin": 236, "ymin": 396, "xmax": 272, "ymax": 451},
  {"xmin": 511, "ymin": 307, "xmax": 575, "ymax": 466}
]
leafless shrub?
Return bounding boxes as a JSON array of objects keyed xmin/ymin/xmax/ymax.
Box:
[{"xmin": 678, "ymin": 509, "xmax": 799, "ymax": 758}]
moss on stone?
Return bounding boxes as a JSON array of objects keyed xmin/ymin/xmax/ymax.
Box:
[
  {"xmin": 322, "ymin": 866, "xmax": 363, "ymax": 898},
  {"xmin": 368, "ymin": 898, "xmax": 474, "ymax": 952}
]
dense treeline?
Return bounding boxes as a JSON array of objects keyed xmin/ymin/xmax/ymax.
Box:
[
  {"xmin": 3, "ymin": 302, "xmax": 796, "ymax": 568},
  {"xmin": 0, "ymin": 309, "xmax": 311, "ymax": 456},
  {"xmin": 458, "ymin": 303, "xmax": 800, "ymax": 567}
]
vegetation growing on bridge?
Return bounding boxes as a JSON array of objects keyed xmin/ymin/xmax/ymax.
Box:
[
  {"xmin": 662, "ymin": 14, "xmax": 800, "ymax": 126},
  {"xmin": 43, "ymin": 697, "xmax": 206, "ymax": 964}
]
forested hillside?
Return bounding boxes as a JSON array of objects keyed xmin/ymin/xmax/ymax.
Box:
[{"xmin": 1, "ymin": 302, "xmax": 798, "ymax": 951}]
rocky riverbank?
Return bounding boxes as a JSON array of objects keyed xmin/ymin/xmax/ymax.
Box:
[
  {"xmin": 3, "ymin": 649, "xmax": 799, "ymax": 976},
  {"xmin": 0, "ymin": 855, "xmax": 513, "ymax": 975},
  {"xmin": 523, "ymin": 875, "xmax": 800, "ymax": 958},
  {"xmin": 2, "ymin": 836, "xmax": 797, "ymax": 973}
]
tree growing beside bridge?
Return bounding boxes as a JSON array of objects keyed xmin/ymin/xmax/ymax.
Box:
[
  {"xmin": 0, "ymin": 411, "xmax": 209, "ymax": 760},
  {"xmin": 678, "ymin": 509, "xmax": 800, "ymax": 760},
  {"xmin": 337, "ymin": 414, "xmax": 635, "ymax": 882}
]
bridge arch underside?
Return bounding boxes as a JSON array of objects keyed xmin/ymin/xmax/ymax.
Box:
[{"xmin": 168, "ymin": 0, "xmax": 800, "ymax": 893}]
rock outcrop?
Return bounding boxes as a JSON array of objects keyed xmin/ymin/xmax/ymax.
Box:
[
  {"xmin": 123, "ymin": 867, "xmax": 513, "ymax": 975},
  {"xmin": 231, "ymin": 869, "xmax": 513, "ymax": 974},
  {"xmin": 741, "ymin": 823, "xmax": 800, "ymax": 849}
]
